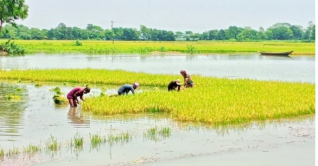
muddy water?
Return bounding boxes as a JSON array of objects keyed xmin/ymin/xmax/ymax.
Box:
[{"xmin": 0, "ymin": 82, "xmax": 314, "ymax": 166}]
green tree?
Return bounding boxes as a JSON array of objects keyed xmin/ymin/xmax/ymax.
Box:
[
  {"xmin": 289, "ymin": 25, "xmax": 303, "ymax": 39},
  {"xmin": 0, "ymin": 0, "xmax": 28, "ymax": 35},
  {"xmin": 30, "ymin": 28, "xmax": 44, "ymax": 39},
  {"xmin": 217, "ymin": 29, "xmax": 226, "ymax": 40},
  {"xmin": 17, "ymin": 24, "xmax": 30, "ymax": 39},
  {"xmin": 310, "ymin": 25, "xmax": 315, "ymax": 40},
  {"xmin": 208, "ymin": 30, "xmax": 218, "ymax": 40}
]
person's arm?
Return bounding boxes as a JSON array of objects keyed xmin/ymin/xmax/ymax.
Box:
[
  {"xmin": 80, "ymin": 94, "xmax": 84, "ymax": 101},
  {"xmin": 130, "ymin": 87, "xmax": 135, "ymax": 94}
]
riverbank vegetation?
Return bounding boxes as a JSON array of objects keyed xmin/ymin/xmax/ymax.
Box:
[
  {"xmin": 0, "ymin": 69, "xmax": 314, "ymax": 125},
  {"xmin": 0, "ymin": 40, "xmax": 315, "ymax": 55},
  {"xmin": 1, "ymin": 22, "xmax": 315, "ymax": 42}
]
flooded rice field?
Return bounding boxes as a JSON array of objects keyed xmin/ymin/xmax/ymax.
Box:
[
  {"xmin": 0, "ymin": 82, "xmax": 315, "ymax": 166},
  {"xmin": 0, "ymin": 53, "xmax": 315, "ymax": 83},
  {"xmin": 0, "ymin": 54, "xmax": 315, "ymax": 165}
]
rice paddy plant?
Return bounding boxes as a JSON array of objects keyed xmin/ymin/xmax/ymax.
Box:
[
  {"xmin": 186, "ymin": 45, "xmax": 196, "ymax": 54},
  {"xmin": 6, "ymin": 147, "xmax": 20, "ymax": 156},
  {"xmin": 46, "ymin": 135, "xmax": 59, "ymax": 151},
  {"xmin": 51, "ymin": 86, "xmax": 68, "ymax": 105},
  {"xmin": 0, "ymin": 148, "xmax": 4, "ymax": 157},
  {"xmin": 90, "ymin": 133, "xmax": 107, "ymax": 148},
  {"xmin": 158, "ymin": 46, "xmax": 166, "ymax": 52},
  {"xmin": 108, "ymin": 132, "xmax": 131, "ymax": 145},
  {"xmin": 1, "ymin": 40, "xmax": 314, "ymax": 55},
  {"xmin": 0, "ymin": 69, "xmax": 314, "ymax": 125},
  {"xmin": 73, "ymin": 133, "xmax": 84, "ymax": 149},
  {"xmin": 143, "ymin": 126, "xmax": 171, "ymax": 141},
  {"xmin": 23, "ymin": 144, "xmax": 41, "ymax": 153},
  {"xmin": 73, "ymin": 40, "xmax": 83, "ymax": 46},
  {"xmin": 6, "ymin": 93, "xmax": 21, "ymax": 100}
]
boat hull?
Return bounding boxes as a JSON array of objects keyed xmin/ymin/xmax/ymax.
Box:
[{"xmin": 259, "ymin": 51, "xmax": 293, "ymax": 56}]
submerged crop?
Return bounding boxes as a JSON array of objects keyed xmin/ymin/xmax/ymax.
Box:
[{"xmin": 0, "ymin": 69, "xmax": 314, "ymax": 125}]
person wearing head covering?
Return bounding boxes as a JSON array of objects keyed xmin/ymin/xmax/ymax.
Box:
[
  {"xmin": 168, "ymin": 79, "xmax": 181, "ymax": 91},
  {"xmin": 67, "ymin": 85, "xmax": 90, "ymax": 107},
  {"xmin": 180, "ymin": 70, "xmax": 194, "ymax": 88},
  {"xmin": 118, "ymin": 82, "xmax": 139, "ymax": 95}
]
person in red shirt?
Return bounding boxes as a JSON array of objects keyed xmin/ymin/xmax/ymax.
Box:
[{"xmin": 67, "ymin": 86, "xmax": 90, "ymax": 107}]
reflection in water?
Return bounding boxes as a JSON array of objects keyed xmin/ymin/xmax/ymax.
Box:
[
  {"xmin": 179, "ymin": 115, "xmax": 315, "ymax": 136},
  {"xmin": 0, "ymin": 83, "xmax": 27, "ymax": 137},
  {"xmin": 68, "ymin": 107, "xmax": 90, "ymax": 127}
]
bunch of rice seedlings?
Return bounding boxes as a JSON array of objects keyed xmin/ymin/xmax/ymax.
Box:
[
  {"xmin": 23, "ymin": 144, "xmax": 41, "ymax": 153},
  {"xmin": 46, "ymin": 135, "xmax": 60, "ymax": 151},
  {"xmin": 143, "ymin": 126, "xmax": 171, "ymax": 141},
  {"xmin": 108, "ymin": 132, "xmax": 131, "ymax": 145}
]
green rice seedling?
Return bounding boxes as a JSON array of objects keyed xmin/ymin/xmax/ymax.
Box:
[
  {"xmin": 6, "ymin": 93, "xmax": 21, "ymax": 100},
  {"xmin": 51, "ymin": 86, "xmax": 68, "ymax": 105},
  {"xmin": 144, "ymin": 126, "xmax": 171, "ymax": 141},
  {"xmin": 0, "ymin": 148, "xmax": 4, "ymax": 157},
  {"xmin": 6, "ymin": 147, "xmax": 20, "ymax": 156},
  {"xmin": 53, "ymin": 94, "xmax": 68, "ymax": 105},
  {"xmin": 50, "ymin": 87, "xmax": 63, "ymax": 94},
  {"xmin": 73, "ymin": 133, "xmax": 84, "ymax": 149},
  {"xmin": 23, "ymin": 144, "xmax": 41, "ymax": 153},
  {"xmin": 34, "ymin": 83, "xmax": 43, "ymax": 87},
  {"xmin": 108, "ymin": 132, "xmax": 131, "ymax": 145},
  {"xmin": 90, "ymin": 133, "xmax": 107, "ymax": 148},
  {"xmin": 159, "ymin": 127, "xmax": 171, "ymax": 137},
  {"xmin": 46, "ymin": 135, "xmax": 59, "ymax": 151},
  {"xmin": 15, "ymin": 88, "xmax": 22, "ymax": 91}
]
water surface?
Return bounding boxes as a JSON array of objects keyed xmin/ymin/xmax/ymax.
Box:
[
  {"xmin": 0, "ymin": 53, "xmax": 314, "ymax": 83},
  {"xmin": 0, "ymin": 82, "xmax": 314, "ymax": 166}
]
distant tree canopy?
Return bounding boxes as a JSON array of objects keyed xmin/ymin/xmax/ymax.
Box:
[
  {"xmin": 0, "ymin": 21, "xmax": 315, "ymax": 41},
  {"xmin": 0, "ymin": 0, "xmax": 28, "ymax": 35}
]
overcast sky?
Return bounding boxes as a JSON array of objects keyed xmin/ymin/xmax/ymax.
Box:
[{"xmin": 16, "ymin": 0, "xmax": 315, "ymax": 33}]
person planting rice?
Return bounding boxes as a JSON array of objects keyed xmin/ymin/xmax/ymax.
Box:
[
  {"xmin": 118, "ymin": 82, "xmax": 139, "ymax": 95},
  {"xmin": 168, "ymin": 79, "xmax": 181, "ymax": 91},
  {"xmin": 67, "ymin": 86, "xmax": 90, "ymax": 107},
  {"xmin": 180, "ymin": 70, "xmax": 194, "ymax": 88}
]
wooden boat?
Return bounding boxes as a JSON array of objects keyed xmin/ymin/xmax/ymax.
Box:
[{"xmin": 258, "ymin": 51, "xmax": 293, "ymax": 56}]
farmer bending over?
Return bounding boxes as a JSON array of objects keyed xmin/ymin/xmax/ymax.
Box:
[
  {"xmin": 67, "ymin": 86, "xmax": 90, "ymax": 107},
  {"xmin": 180, "ymin": 70, "xmax": 194, "ymax": 88},
  {"xmin": 168, "ymin": 79, "xmax": 181, "ymax": 91},
  {"xmin": 118, "ymin": 82, "xmax": 139, "ymax": 95}
]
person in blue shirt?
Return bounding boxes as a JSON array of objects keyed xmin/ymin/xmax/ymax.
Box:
[{"xmin": 118, "ymin": 82, "xmax": 139, "ymax": 95}]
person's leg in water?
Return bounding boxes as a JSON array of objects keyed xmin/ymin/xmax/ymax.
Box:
[{"xmin": 68, "ymin": 98, "xmax": 78, "ymax": 107}]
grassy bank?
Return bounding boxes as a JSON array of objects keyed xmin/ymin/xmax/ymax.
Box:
[
  {"xmin": 0, "ymin": 69, "xmax": 314, "ymax": 125},
  {"xmin": 1, "ymin": 40, "xmax": 315, "ymax": 55}
]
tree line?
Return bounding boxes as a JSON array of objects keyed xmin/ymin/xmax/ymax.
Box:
[{"xmin": 0, "ymin": 22, "xmax": 315, "ymax": 41}]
